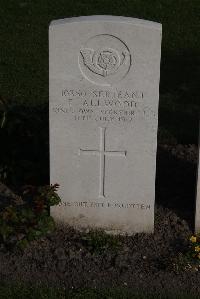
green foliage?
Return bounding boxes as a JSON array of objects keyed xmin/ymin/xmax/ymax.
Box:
[
  {"xmin": 0, "ymin": 184, "xmax": 61, "ymax": 250},
  {"xmin": 81, "ymin": 229, "xmax": 121, "ymax": 254},
  {"xmin": 172, "ymin": 235, "xmax": 200, "ymax": 274},
  {"xmin": 187, "ymin": 235, "xmax": 200, "ymax": 261}
]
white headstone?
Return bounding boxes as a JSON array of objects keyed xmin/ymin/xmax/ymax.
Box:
[
  {"xmin": 195, "ymin": 126, "xmax": 200, "ymax": 233},
  {"xmin": 49, "ymin": 15, "xmax": 162, "ymax": 234}
]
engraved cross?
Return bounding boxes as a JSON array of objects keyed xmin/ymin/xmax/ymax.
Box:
[{"xmin": 79, "ymin": 127, "xmax": 126, "ymax": 198}]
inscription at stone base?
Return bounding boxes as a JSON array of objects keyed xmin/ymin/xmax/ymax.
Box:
[{"xmin": 59, "ymin": 201, "xmax": 151, "ymax": 210}]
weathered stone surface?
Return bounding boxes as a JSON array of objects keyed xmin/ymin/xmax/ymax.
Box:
[
  {"xmin": 195, "ymin": 128, "xmax": 200, "ymax": 233},
  {"xmin": 49, "ymin": 15, "xmax": 162, "ymax": 234}
]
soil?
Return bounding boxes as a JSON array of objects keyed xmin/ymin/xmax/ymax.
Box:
[{"xmin": 0, "ymin": 144, "xmax": 199, "ymax": 295}]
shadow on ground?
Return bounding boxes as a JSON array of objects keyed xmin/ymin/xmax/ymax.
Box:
[{"xmin": 156, "ymin": 146, "xmax": 197, "ymax": 231}]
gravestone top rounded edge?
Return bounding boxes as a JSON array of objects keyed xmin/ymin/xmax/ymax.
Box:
[{"xmin": 49, "ymin": 15, "xmax": 162, "ymax": 31}]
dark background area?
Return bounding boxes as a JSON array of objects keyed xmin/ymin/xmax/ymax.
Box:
[{"xmin": 0, "ymin": 3, "xmax": 200, "ymax": 296}]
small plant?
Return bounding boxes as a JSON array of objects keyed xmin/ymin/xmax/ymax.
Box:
[
  {"xmin": 0, "ymin": 183, "xmax": 61, "ymax": 250},
  {"xmin": 188, "ymin": 235, "xmax": 200, "ymax": 260},
  {"xmin": 173, "ymin": 234, "xmax": 200, "ymax": 273}
]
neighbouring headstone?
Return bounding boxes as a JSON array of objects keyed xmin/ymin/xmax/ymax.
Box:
[
  {"xmin": 49, "ymin": 15, "xmax": 162, "ymax": 234},
  {"xmin": 195, "ymin": 126, "xmax": 200, "ymax": 233}
]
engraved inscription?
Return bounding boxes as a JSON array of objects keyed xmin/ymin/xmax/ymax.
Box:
[
  {"xmin": 61, "ymin": 89, "xmax": 143, "ymax": 99},
  {"xmin": 59, "ymin": 201, "xmax": 151, "ymax": 210},
  {"xmin": 79, "ymin": 127, "xmax": 126, "ymax": 198},
  {"xmin": 79, "ymin": 34, "xmax": 131, "ymax": 86},
  {"xmin": 52, "ymin": 88, "xmax": 146, "ymax": 124}
]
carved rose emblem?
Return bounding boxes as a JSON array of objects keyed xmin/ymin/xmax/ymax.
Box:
[{"xmin": 97, "ymin": 50, "xmax": 118, "ymax": 71}]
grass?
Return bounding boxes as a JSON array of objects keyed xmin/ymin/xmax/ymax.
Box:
[
  {"xmin": 0, "ymin": 0, "xmax": 199, "ymax": 143},
  {"xmin": 0, "ymin": 0, "xmax": 199, "ymax": 103},
  {"xmin": 0, "ymin": 0, "xmax": 199, "ymax": 187},
  {"xmin": 1, "ymin": 284, "xmax": 200, "ymax": 299}
]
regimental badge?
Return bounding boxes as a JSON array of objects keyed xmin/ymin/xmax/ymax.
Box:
[{"xmin": 78, "ymin": 34, "xmax": 132, "ymax": 86}]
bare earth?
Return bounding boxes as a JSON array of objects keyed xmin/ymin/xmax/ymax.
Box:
[{"xmin": 0, "ymin": 144, "xmax": 199, "ymax": 295}]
